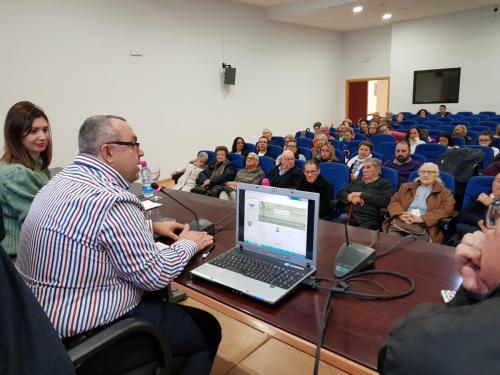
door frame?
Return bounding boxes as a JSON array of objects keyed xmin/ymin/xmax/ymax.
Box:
[{"xmin": 345, "ymin": 76, "xmax": 391, "ymax": 119}]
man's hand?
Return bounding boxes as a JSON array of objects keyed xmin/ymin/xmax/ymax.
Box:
[
  {"xmin": 455, "ymin": 231, "xmax": 489, "ymax": 297},
  {"xmin": 226, "ymin": 181, "xmax": 237, "ymax": 190},
  {"xmin": 477, "ymin": 193, "xmax": 493, "ymax": 207},
  {"xmin": 152, "ymin": 221, "xmax": 186, "ymax": 241},
  {"xmin": 202, "ymin": 179, "xmax": 211, "ymax": 187},
  {"xmin": 178, "ymin": 225, "xmax": 214, "ymax": 252}
]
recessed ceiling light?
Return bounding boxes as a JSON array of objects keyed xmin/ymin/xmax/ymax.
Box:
[
  {"xmin": 382, "ymin": 13, "xmax": 392, "ymax": 20},
  {"xmin": 353, "ymin": 6, "xmax": 363, "ymax": 13}
]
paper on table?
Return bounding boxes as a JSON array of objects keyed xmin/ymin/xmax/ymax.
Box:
[
  {"xmin": 156, "ymin": 241, "xmax": 168, "ymax": 250},
  {"xmin": 142, "ymin": 200, "xmax": 162, "ymax": 210}
]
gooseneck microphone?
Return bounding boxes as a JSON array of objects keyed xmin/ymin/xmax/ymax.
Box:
[{"xmin": 151, "ymin": 183, "xmax": 215, "ymax": 235}]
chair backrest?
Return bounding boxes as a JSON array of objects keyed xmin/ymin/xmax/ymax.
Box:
[
  {"xmin": 271, "ymin": 136, "xmax": 285, "ymax": 147},
  {"xmin": 401, "ymin": 120, "xmax": 417, "ymax": 126},
  {"xmin": 462, "ymin": 176, "xmax": 494, "ymax": 209},
  {"xmin": 200, "ymin": 150, "xmax": 216, "ymax": 163},
  {"xmin": 449, "ymin": 120, "xmax": 470, "ymax": 128},
  {"xmin": 488, "ymin": 116, "xmax": 500, "ymax": 124},
  {"xmin": 436, "ymin": 117, "xmax": 452, "ymax": 123},
  {"xmin": 410, "ymin": 153, "xmax": 427, "ymax": 163},
  {"xmin": 297, "ymin": 137, "xmax": 312, "ymax": 148},
  {"xmin": 375, "ymin": 142, "xmax": 396, "ymax": 163},
  {"xmin": 268, "ymin": 144, "xmax": 283, "ymax": 159},
  {"xmin": 228, "ymin": 153, "xmax": 245, "ymax": 171},
  {"xmin": 457, "ymin": 111, "xmax": 473, "ymax": 117},
  {"xmin": 496, "ymin": 138, "xmax": 500, "ymax": 149},
  {"xmin": 370, "ymin": 134, "xmax": 396, "ymax": 147},
  {"xmin": 408, "ymin": 170, "xmax": 455, "ymax": 194},
  {"xmin": 346, "ymin": 140, "xmax": 363, "ymax": 155},
  {"xmin": 469, "ymin": 126, "xmax": 490, "ymax": 133},
  {"xmin": 298, "ymin": 146, "xmax": 312, "ymax": 160},
  {"xmin": 479, "ymin": 111, "xmax": 496, "ymax": 117},
  {"xmin": 245, "ymin": 143, "xmax": 256, "ymax": 153},
  {"xmin": 463, "ymin": 145, "xmax": 495, "ymax": 167},
  {"xmin": 437, "ymin": 125, "xmax": 454, "ymax": 133},
  {"xmin": 476, "ymin": 114, "xmax": 490, "ymax": 121},
  {"xmin": 423, "ymin": 121, "xmax": 442, "ymax": 128},
  {"xmin": 381, "ymin": 167, "xmax": 399, "ymax": 192},
  {"xmin": 461, "ymin": 116, "xmax": 481, "ymax": 126},
  {"xmin": 295, "ymin": 159, "xmax": 305, "ymax": 171},
  {"xmin": 428, "ymin": 129, "xmax": 442, "ymax": 137},
  {"xmin": 330, "ymin": 139, "xmax": 340, "ymax": 149},
  {"xmin": 295, "ymin": 131, "xmax": 314, "ymax": 140},
  {"xmin": 259, "ymin": 156, "xmax": 275, "ymax": 177},
  {"xmin": 320, "ymin": 162, "xmax": 350, "ymax": 198},
  {"xmin": 414, "ymin": 143, "xmax": 448, "ymax": 164},
  {"xmin": 334, "ymin": 149, "xmax": 345, "ymax": 164},
  {"xmin": 478, "ymin": 121, "xmax": 499, "ymax": 132}
]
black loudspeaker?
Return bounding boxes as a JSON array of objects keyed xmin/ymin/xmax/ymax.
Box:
[{"xmin": 224, "ymin": 66, "xmax": 236, "ymax": 85}]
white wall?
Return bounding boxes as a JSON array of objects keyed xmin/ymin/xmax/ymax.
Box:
[
  {"xmin": 0, "ymin": 0, "xmax": 342, "ymax": 172},
  {"xmin": 390, "ymin": 6, "xmax": 500, "ymax": 114}
]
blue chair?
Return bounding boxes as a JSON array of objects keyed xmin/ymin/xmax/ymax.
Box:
[
  {"xmin": 468, "ymin": 130, "xmax": 480, "ymax": 144},
  {"xmin": 488, "ymin": 116, "xmax": 500, "ymax": 124},
  {"xmin": 469, "ymin": 126, "xmax": 490, "ymax": 133},
  {"xmin": 461, "ymin": 176, "xmax": 494, "ymax": 209},
  {"xmin": 496, "ymin": 138, "xmax": 500, "ymax": 149},
  {"xmin": 414, "ymin": 143, "xmax": 448, "ymax": 164},
  {"xmin": 271, "ymin": 136, "xmax": 285, "ymax": 147},
  {"xmin": 423, "ymin": 121, "xmax": 442, "ymax": 128},
  {"xmin": 457, "ymin": 111, "xmax": 473, "ymax": 117},
  {"xmin": 452, "ymin": 137, "xmax": 466, "ymax": 147},
  {"xmin": 295, "ymin": 131, "xmax": 314, "ymax": 140},
  {"xmin": 476, "ymin": 114, "xmax": 490, "ymax": 121},
  {"xmin": 268, "ymin": 145, "xmax": 283, "ymax": 159},
  {"xmin": 330, "ymin": 140, "xmax": 340, "ymax": 149},
  {"xmin": 462, "ymin": 117, "xmax": 481, "ymax": 126},
  {"xmin": 411, "ymin": 154, "xmax": 427, "ymax": 163},
  {"xmin": 200, "ymin": 150, "xmax": 216, "ymax": 163},
  {"xmin": 478, "ymin": 121, "xmax": 499, "ymax": 132},
  {"xmin": 259, "ymin": 156, "xmax": 275, "ymax": 177},
  {"xmin": 479, "ymin": 111, "xmax": 496, "ymax": 117},
  {"xmin": 228, "ymin": 153, "xmax": 245, "ymax": 171},
  {"xmin": 381, "ymin": 167, "xmax": 399, "ymax": 192},
  {"xmin": 334, "ymin": 149, "xmax": 345, "ymax": 164},
  {"xmin": 414, "ymin": 117, "xmax": 427, "ymax": 124},
  {"xmin": 295, "ymin": 159, "xmax": 305, "ymax": 171},
  {"xmin": 463, "ymin": 145, "xmax": 494, "ymax": 168},
  {"xmin": 428, "ymin": 129, "xmax": 442, "ymax": 138},
  {"xmin": 320, "ymin": 162, "xmax": 350, "ymax": 200},
  {"xmin": 448, "ymin": 114, "xmax": 463, "ymax": 121},
  {"xmin": 375, "ymin": 142, "xmax": 396, "ymax": 163},
  {"xmin": 408, "ymin": 170, "xmax": 455, "ymax": 194},
  {"xmin": 298, "ymin": 146, "xmax": 312, "ymax": 160},
  {"xmin": 354, "ymin": 133, "xmax": 366, "ymax": 141},
  {"xmin": 437, "ymin": 125, "xmax": 454, "ymax": 133},
  {"xmin": 245, "ymin": 143, "xmax": 256, "ymax": 153},
  {"xmin": 417, "ymin": 124, "xmax": 429, "ymax": 130},
  {"xmin": 401, "ymin": 120, "xmax": 417, "ymax": 127},
  {"xmin": 401, "ymin": 112, "xmax": 413, "ymax": 116},
  {"xmin": 436, "ymin": 117, "xmax": 452, "ymax": 123},
  {"xmin": 370, "ymin": 134, "xmax": 395, "ymax": 148},
  {"xmin": 297, "ymin": 137, "xmax": 312, "ymax": 148},
  {"xmin": 372, "ymin": 151, "xmax": 383, "ymax": 161},
  {"xmin": 392, "ymin": 124, "xmax": 403, "ymax": 130},
  {"xmin": 346, "ymin": 140, "xmax": 363, "ymax": 155}
]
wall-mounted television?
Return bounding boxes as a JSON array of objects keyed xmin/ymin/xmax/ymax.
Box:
[{"xmin": 412, "ymin": 67, "xmax": 461, "ymax": 104}]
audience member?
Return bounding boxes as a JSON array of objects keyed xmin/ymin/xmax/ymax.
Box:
[
  {"xmin": 417, "ymin": 108, "xmax": 429, "ymax": 118},
  {"xmin": 313, "ymin": 122, "xmax": 322, "ymax": 136},
  {"xmin": 171, "ymin": 151, "xmax": 209, "ymax": 192},
  {"xmin": 256, "ymin": 136, "xmax": 274, "ymax": 158},
  {"xmin": 0, "ymin": 101, "xmax": 52, "ymax": 256},
  {"xmin": 231, "ymin": 136, "xmax": 248, "ymax": 157},
  {"xmin": 383, "ymin": 162, "xmax": 455, "ymax": 243},
  {"xmin": 371, "ymin": 112, "xmax": 381, "ymax": 124},
  {"xmin": 405, "ymin": 126, "xmax": 425, "ymax": 154},
  {"xmin": 394, "ymin": 112, "xmax": 404, "ymax": 125},
  {"xmin": 262, "ymin": 128, "xmax": 273, "ymax": 142},
  {"xmin": 385, "ymin": 111, "xmax": 393, "ymax": 121},
  {"xmin": 378, "ymin": 208, "xmax": 500, "ymax": 374},
  {"xmin": 437, "ymin": 132, "xmax": 456, "ymax": 149},
  {"xmin": 436, "ymin": 104, "xmax": 451, "ymax": 117},
  {"xmin": 268, "ymin": 150, "xmax": 301, "ymax": 188},
  {"xmin": 383, "ymin": 141, "xmax": 422, "ymax": 186},
  {"xmin": 15, "ymin": 115, "xmax": 220, "ymax": 373},
  {"xmin": 320, "ymin": 124, "xmax": 334, "ymax": 141},
  {"xmin": 336, "ymin": 123, "xmax": 347, "ymax": 141},
  {"xmin": 311, "ymin": 134, "xmax": 328, "ymax": 159},
  {"xmin": 275, "ymin": 139, "xmax": 305, "ymax": 165},
  {"xmin": 219, "ymin": 152, "xmax": 265, "ymax": 201},
  {"xmin": 484, "ymin": 159, "xmax": 500, "ymax": 176},
  {"xmin": 496, "ymin": 124, "xmax": 500, "ymax": 138},
  {"xmin": 367, "ymin": 123, "xmax": 378, "ymax": 138},
  {"xmin": 295, "ymin": 159, "xmax": 332, "ymax": 220},
  {"xmin": 358, "ymin": 119, "xmax": 369, "ymax": 135},
  {"xmin": 316, "ymin": 143, "xmax": 338, "ymax": 163},
  {"xmin": 478, "ymin": 131, "xmax": 499, "ymax": 157},
  {"xmin": 194, "ymin": 146, "xmax": 236, "ymax": 196},
  {"xmin": 346, "ymin": 141, "xmax": 373, "ymax": 180},
  {"xmin": 453, "ymin": 124, "xmax": 472, "ymax": 145},
  {"xmin": 283, "ymin": 134, "xmax": 296, "ymax": 147},
  {"xmin": 338, "ymin": 158, "xmax": 393, "ymax": 230}
]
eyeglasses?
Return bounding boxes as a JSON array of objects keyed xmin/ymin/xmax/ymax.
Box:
[
  {"xmin": 419, "ymin": 170, "xmax": 437, "ymax": 175},
  {"xmin": 304, "ymin": 169, "xmax": 319, "ymax": 175},
  {"xmin": 107, "ymin": 141, "xmax": 140, "ymax": 149},
  {"xmin": 485, "ymin": 199, "xmax": 500, "ymax": 229}
]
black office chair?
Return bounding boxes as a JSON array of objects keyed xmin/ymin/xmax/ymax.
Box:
[{"xmin": 0, "ymin": 206, "xmax": 173, "ymax": 375}]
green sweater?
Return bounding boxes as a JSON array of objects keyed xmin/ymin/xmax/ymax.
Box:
[{"xmin": 0, "ymin": 161, "xmax": 50, "ymax": 255}]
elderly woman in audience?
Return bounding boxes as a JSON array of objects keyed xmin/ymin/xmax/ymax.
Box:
[
  {"xmin": 283, "ymin": 134, "xmax": 296, "ymax": 147},
  {"xmin": 316, "ymin": 143, "xmax": 338, "ymax": 163},
  {"xmin": 231, "ymin": 136, "xmax": 248, "ymax": 157},
  {"xmin": 437, "ymin": 132, "xmax": 456, "ymax": 149},
  {"xmin": 478, "ymin": 131, "xmax": 499, "ymax": 157},
  {"xmin": 0, "ymin": 101, "xmax": 52, "ymax": 256},
  {"xmin": 295, "ymin": 159, "xmax": 332, "ymax": 220},
  {"xmin": 358, "ymin": 118, "xmax": 369, "ymax": 135},
  {"xmin": 311, "ymin": 134, "xmax": 328, "ymax": 159},
  {"xmin": 405, "ymin": 126, "xmax": 425, "ymax": 154},
  {"xmin": 313, "ymin": 122, "xmax": 322, "ymax": 136},
  {"xmin": 320, "ymin": 124, "xmax": 335, "ymax": 141},
  {"xmin": 194, "ymin": 146, "xmax": 236, "ymax": 196},
  {"xmin": 367, "ymin": 122, "xmax": 378, "ymax": 138},
  {"xmin": 346, "ymin": 141, "xmax": 373, "ymax": 181},
  {"xmin": 219, "ymin": 152, "xmax": 265, "ymax": 201},
  {"xmin": 451, "ymin": 173, "xmax": 500, "ymax": 238},
  {"xmin": 453, "ymin": 124, "xmax": 472, "ymax": 145},
  {"xmin": 171, "ymin": 151, "xmax": 209, "ymax": 192},
  {"xmin": 382, "ymin": 162, "xmax": 455, "ymax": 243}
]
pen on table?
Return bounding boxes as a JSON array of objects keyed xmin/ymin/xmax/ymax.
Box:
[{"xmin": 202, "ymin": 244, "xmax": 216, "ymax": 259}]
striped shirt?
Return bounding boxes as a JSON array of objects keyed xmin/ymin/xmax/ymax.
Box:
[{"xmin": 16, "ymin": 154, "xmax": 197, "ymax": 338}]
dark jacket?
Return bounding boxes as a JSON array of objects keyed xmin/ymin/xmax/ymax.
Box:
[
  {"xmin": 258, "ymin": 150, "xmax": 275, "ymax": 159},
  {"xmin": 196, "ymin": 161, "xmax": 236, "ymax": 186},
  {"xmin": 268, "ymin": 166, "xmax": 301, "ymax": 189},
  {"xmin": 484, "ymin": 160, "xmax": 500, "ymax": 176},
  {"xmin": 379, "ymin": 286, "xmax": 500, "ymax": 375},
  {"xmin": 295, "ymin": 174, "xmax": 332, "ymax": 220},
  {"xmin": 337, "ymin": 176, "xmax": 393, "ymax": 230},
  {"xmin": 383, "ymin": 159, "xmax": 422, "ymax": 186},
  {"xmin": 455, "ymin": 197, "xmax": 489, "ymax": 228}
]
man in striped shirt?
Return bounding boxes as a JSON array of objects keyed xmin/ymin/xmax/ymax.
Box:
[{"xmin": 16, "ymin": 115, "xmax": 220, "ymax": 374}]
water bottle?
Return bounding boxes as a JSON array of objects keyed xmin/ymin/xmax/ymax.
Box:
[
  {"xmin": 140, "ymin": 160, "xmax": 155, "ymax": 199},
  {"xmin": 261, "ymin": 178, "xmax": 270, "ymax": 186}
]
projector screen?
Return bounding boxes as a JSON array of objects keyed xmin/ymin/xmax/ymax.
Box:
[{"xmin": 412, "ymin": 68, "xmax": 461, "ymax": 104}]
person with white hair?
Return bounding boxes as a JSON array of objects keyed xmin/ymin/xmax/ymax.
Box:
[
  {"xmin": 383, "ymin": 162, "xmax": 455, "ymax": 243},
  {"xmin": 171, "ymin": 151, "xmax": 209, "ymax": 192},
  {"xmin": 219, "ymin": 152, "xmax": 265, "ymax": 201}
]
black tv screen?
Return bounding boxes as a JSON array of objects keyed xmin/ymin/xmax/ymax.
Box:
[{"xmin": 412, "ymin": 68, "xmax": 461, "ymax": 104}]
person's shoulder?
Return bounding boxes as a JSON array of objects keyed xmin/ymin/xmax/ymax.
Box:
[{"xmin": 0, "ymin": 162, "xmax": 46, "ymax": 181}]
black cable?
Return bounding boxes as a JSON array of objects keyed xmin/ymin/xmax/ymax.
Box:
[
  {"xmin": 213, "ymin": 218, "xmax": 235, "ymax": 234},
  {"xmin": 213, "ymin": 212, "xmax": 235, "ymax": 227},
  {"xmin": 376, "ymin": 235, "xmax": 417, "ymax": 259},
  {"xmin": 313, "ymin": 289, "xmax": 334, "ymax": 375}
]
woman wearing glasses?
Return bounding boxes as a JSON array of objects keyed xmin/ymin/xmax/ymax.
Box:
[
  {"xmin": 382, "ymin": 162, "xmax": 455, "ymax": 243},
  {"xmin": 0, "ymin": 101, "xmax": 52, "ymax": 256}
]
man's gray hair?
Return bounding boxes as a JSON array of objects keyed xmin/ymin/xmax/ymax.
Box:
[
  {"xmin": 364, "ymin": 157, "xmax": 382, "ymax": 169},
  {"xmin": 247, "ymin": 152, "xmax": 260, "ymax": 164},
  {"xmin": 78, "ymin": 115, "xmax": 126, "ymax": 155}
]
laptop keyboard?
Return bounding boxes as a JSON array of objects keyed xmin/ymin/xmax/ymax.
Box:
[{"xmin": 209, "ymin": 249, "xmax": 307, "ymax": 289}]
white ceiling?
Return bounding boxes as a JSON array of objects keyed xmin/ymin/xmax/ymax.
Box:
[{"xmin": 228, "ymin": 0, "xmax": 499, "ymax": 31}]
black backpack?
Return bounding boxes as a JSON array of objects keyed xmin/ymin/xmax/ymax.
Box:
[{"xmin": 437, "ymin": 148, "xmax": 484, "ymax": 184}]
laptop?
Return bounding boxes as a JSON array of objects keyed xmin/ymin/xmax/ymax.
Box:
[{"xmin": 190, "ymin": 183, "xmax": 319, "ymax": 304}]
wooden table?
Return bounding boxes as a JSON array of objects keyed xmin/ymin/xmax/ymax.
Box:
[{"xmin": 145, "ymin": 188, "xmax": 462, "ymax": 373}]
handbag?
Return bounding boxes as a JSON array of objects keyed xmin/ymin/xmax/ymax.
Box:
[
  {"xmin": 191, "ymin": 185, "xmax": 208, "ymax": 195},
  {"xmin": 390, "ymin": 217, "xmax": 427, "ymax": 235}
]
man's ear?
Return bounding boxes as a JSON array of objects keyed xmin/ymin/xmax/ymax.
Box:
[{"xmin": 99, "ymin": 143, "xmax": 115, "ymax": 164}]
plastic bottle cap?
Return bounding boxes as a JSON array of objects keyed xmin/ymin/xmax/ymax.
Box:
[
  {"xmin": 261, "ymin": 178, "xmax": 270, "ymax": 186},
  {"xmin": 140, "ymin": 160, "xmax": 148, "ymax": 167}
]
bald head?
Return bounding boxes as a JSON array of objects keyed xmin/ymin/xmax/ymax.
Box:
[{"xmin": 281, "ymin": 150, "xmax": 295, "ymax": 171}]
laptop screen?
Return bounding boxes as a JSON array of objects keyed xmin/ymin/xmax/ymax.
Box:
[{"xmin": 236, "ymin": 183, "xmax": 318, "ymax": 264}]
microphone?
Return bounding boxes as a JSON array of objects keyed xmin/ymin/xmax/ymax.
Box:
[
  {"xmin": 334, "ymin": 212, "xmax": 376, "ymax": 278},
  {"xmin": 151, "ymin": 183, "xmax": 215, "ymax": 235}
]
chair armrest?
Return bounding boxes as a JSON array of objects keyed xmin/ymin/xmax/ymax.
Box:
[{"xmin": 68, "ymin": 318, "xmax": 171, "ymax": 369}]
